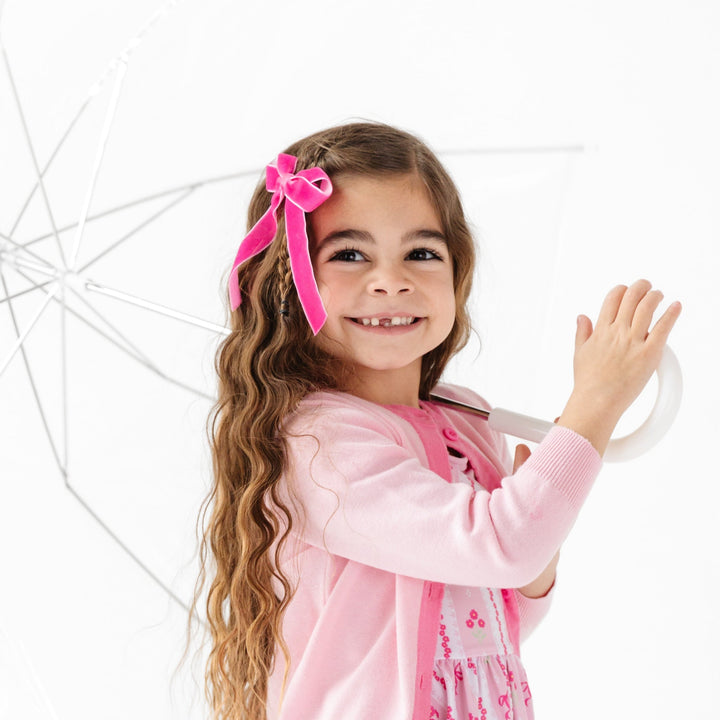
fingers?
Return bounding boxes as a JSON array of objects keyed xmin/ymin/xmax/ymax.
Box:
[
  {"xmin": 596, "ymin": 280, "xmax": 680, "ymax": 343},
  {"xmin": 575, "ymin": 314, "xmax": 593, "ymax": 350},
  {"xmin": 513, "ymin": 443, "xmax": 531, "ymax": 473},
  {"xmin": 615, "ymin": 279, "xmax": 652, "ymax": 327},
  {"xmin": 631, "ymin": 288, "xmax": 664, "ymax": 339},
  {"xmin": 648, "ymin": 300, "xmax": 683, "ymax": 347},
  {"xmin": 596, "ymin": 284, "xmax": 628, "ymax": 326}
]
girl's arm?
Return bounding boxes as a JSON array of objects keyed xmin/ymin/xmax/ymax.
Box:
[
  {"xmin": 282, "ymin": 404, "xmax": 600, "ymax": 589},
  {"xmin": 280, "ymin": 281, "xmax": 679, "ymax": 589},
  {"xmin": 513, "ymin": 444, "xmax": 559, "ymax": 598},
  {"xmin": 518, "ymin": 551, "xmax": 559, "ymax": 598},
  {"xmin": 516, "ymin": 280, "xmax": 681, "ymax": 595}
]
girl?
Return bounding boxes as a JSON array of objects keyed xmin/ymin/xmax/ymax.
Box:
[{"xmin": 192, "ymin": 121, "xmax": 681, "ymax": 719}]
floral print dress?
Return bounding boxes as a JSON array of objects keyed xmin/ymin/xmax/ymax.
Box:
[{"xmin": 429, "ymin": 452, "xmax": 534, "ymax": 720}]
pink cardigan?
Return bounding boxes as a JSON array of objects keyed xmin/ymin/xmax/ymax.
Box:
[{"xmin": 267, "ymin": 383, "xmax": 602, "ymax": 719}]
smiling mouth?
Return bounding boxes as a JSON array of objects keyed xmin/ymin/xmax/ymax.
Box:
[{"xmin": 349, "ymin": 316, "xmax": 421, "ymax": 327}]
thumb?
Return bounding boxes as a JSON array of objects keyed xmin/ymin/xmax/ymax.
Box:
[
  {"xmin": 513, "ymin": 443, "xmax": 532, "ymax": 473},
  {"xmin": 575, "ymin": 314, "xmax": 593, "ymax": 350}
]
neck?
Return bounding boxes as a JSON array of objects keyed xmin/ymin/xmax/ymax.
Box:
[{"xmin": 342, "ymin": 363, "xmax": 422, "ymax": 408}]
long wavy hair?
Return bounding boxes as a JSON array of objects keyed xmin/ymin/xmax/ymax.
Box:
[{"xmin": 189, "ymin": 121, "xmax": 477, "ymax": 719}]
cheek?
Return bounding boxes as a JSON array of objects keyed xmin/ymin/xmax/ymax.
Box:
[
  {"xmin": 442, "ymin": 291, "xmax": 459, "ymax": 335},
  {"xmin": 317, "ymin": 279, "xmax": 341, "ymax": 312},
  {"xmin": 446, "ymin": 295, "xmax": 458, "ymax": 327},
  {"xmin": 316, "ymin": 268, "xmax": 358, "ymax": 309},
  {"xmin": 439, "ymin": 274, "xmax": 457, "ymax": 318},
  {"xmin": 313, "ymin": 267, "xmax": 334, "ymax": 299}
]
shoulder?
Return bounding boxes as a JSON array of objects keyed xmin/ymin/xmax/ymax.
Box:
[
  {"xmin": 281, "ymin": 391, "xmax": 433, "ymax": 480},
  {"xmin": 283, "ymin": 390, "xmax": 409, "ymax": 444}
]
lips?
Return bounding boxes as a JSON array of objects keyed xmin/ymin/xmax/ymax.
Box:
[{"xmin": 350, "ymin": 316, "xmax": 419, "ymax": 327}]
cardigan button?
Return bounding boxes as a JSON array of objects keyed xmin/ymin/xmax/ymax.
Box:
[{"xmin": 442, "ymin": 427, "xmax": 458, "ymax": 441}]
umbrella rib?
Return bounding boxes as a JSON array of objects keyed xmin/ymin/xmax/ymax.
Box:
[
  {"xmin": 0, "ymin": 282, "xmax": 59, "ymax": 379},
  {"xmin": 76, "ymin": 186, "xmax": 196, "ymax": 275},
  {"xmin": 6, "ymin": 0, "xmax": 185, "ymax": 248},
  {"xmin": 9, "ymin": 264, "xmax": 163, "ymax": 374},
  {"xmin": 0, "ymin": 279, "xmax": 55, "ymax": 304},
  {"xmin": 64, "ymin": 285, "xmax": 216, "ymax": 401},
  {"xmin": 68, "ymin": 58, "xmax": 129, "ymax": 271},
  {"xmin": 63, "ymin": 0, "xmax": 189, "ymax": 268},
  {"xmin": 21, "ymin": 170, "xmax": 258, "ymax": 251},
  {"xmin": 7, "ymin": 97, "xmax": 92, "ymax": 240},
  {"xmin": 1, "ymin": 42, "xmax": 67, "ymax": 269},
  {"xmin": 7, "ymin": 264, "xmax": 214, "ymax": 400},
  {"xmin": 440, "ymin": 144, "xmax": 586, "ymax": 156},
  {"xmin": 0, "ymin": 270, "xmax": 65, "ymax": 475},
  {"xmin": 0, "ymin": 249, "xmax": 57, "ymax": 279},
  {"xmin": 0, "ymin": 253, "xmax": 57, "ymax": 304},
  {"xmin": 1, "ymin": 230, "xmax": 56, "ymax": 270},
  {"xmin": 86, "ymin": 281, "xmax": 230, "ymax": 336},
  {"xmin": 0, "ymin": 621, "xmax": 62, "ymax": 720},
  {"xmin": 3, "ymin": 268, "xmax": 195, "ymax": 614},
  {"xmin": 60, "ymin": 284, "xmax": 69, "ymax": 474},
  {"xmin": 65, "ymin": 484, "xmax": 190, "ymax": 613}
]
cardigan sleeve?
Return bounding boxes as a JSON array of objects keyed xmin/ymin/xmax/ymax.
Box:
[
  {"xmin": 281, "ymin": 398, "xmax": 601, "ymax": 589},
  {"xmin": 513, "ymin": 585, "xmax": 555, "ymax": 641},
  {"xmin": 475, "ymin": 394, "xmax": 556, "ymax": 637}
]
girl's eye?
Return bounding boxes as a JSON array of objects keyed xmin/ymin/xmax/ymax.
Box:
[
  {"xmin": 329, "ymin": 248, "xmax": 365, "ymax": 262},
  {"xmin": 407, "ymin": 248, "xmax": 442, "ymax": 261}
]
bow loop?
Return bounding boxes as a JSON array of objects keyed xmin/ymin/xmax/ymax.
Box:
[
  {"xmin": 283, "ymin": 169, "xmax": 333, "ymax": 212},
  {"xmin": 228, "ymin": 153, "xmax": 333, "ymax": 335}
]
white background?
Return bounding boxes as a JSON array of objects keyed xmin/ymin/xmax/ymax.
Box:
[{"xmin": 1, "ymin": 1, "xmax": 718, "ymax": 718}]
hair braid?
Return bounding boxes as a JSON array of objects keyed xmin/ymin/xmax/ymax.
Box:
[{"xmin": 276, "ymin": 241, "xmax": 293, "ymax": 318}]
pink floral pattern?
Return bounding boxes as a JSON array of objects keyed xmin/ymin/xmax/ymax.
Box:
[{"xmin": 428, "ymin": 452, "xmax": 535, "ymax": 720}]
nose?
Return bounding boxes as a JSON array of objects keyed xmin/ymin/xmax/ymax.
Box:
[{"xmin": 366, "ymin": 262, "xmax": 414, "ymax": 295}]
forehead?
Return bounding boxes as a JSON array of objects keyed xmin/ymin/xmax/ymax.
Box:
[{"xmin": 309, "ymin": 172, "xmax": 442, "ymax": 240}]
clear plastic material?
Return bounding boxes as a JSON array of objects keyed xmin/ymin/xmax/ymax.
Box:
[{"xmin": 488, "ymin": 346, "xmax": 682, "ymax": 462}]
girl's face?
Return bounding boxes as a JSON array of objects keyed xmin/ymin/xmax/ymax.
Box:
[{"xmin": 310, "ymin": 172, "xmax": 456, "ymax": 407}]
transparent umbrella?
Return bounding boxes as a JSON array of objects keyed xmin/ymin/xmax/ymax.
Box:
[{"xmin": 0, "ymin": 1, "xmax": 582, "ymax": 716}]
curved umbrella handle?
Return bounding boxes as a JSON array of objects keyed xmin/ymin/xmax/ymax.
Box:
[{"xmin": 487, "ymin": 346, "xmax": 682, "ymax": 462}]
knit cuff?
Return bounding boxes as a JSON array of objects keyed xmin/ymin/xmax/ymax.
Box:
[{"xmin": 525, "ymin": 425, "xmax": 603, "ymax": 512}]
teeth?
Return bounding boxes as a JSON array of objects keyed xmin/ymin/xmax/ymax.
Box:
[{"xmin": 356, "ymin": 316, "xmax": 415, "ymax": 327}]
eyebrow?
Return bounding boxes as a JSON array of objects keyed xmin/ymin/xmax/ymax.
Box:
[{"xmin": 317, "ymin": 228, "xmax": 448, "ymax": 251}]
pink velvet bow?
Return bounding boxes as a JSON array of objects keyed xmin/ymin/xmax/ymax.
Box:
[{"xmin": 228, "ymin": 153, "xmax": 333, "ymax": 335}]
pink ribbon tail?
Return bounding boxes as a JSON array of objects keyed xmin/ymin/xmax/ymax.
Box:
[
  {"xmin": 228, "ymin": 190, "xmax": 282, "ymax": 311},
  {"xmin": 285, "ymin": 201, "xmax": 327, "ymax": 335}
]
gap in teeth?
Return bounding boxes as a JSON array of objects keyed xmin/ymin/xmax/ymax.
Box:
[{"xmin": 356, "ymin": 316, "xmax": 415, "ymax": 326}]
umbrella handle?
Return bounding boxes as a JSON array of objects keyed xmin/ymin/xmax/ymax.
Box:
[{"xmin": 487, "ymin": 346, "xmax": 682, "ymax": 462}]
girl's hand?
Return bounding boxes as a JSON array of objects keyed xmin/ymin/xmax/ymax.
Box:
[{"xmin": 557, "ymin": 279, "xmax": 682, "ymax": 455}]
